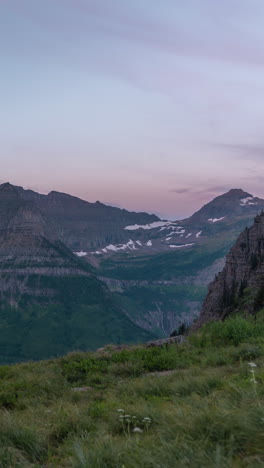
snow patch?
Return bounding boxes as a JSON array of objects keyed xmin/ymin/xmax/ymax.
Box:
[
  {"xmin": 208, "ymin": 217, "xmax": 225, "ymax": 223},
  {"xmin": 186, "ymin": 233, "xmax": 192, "ymax": 238},
  {"xmin": 146, "ymin": 240, "xmax": 152, "ymax": 246},
  {"xmin": 75, "ymin": 251, "xmax": 88, "ymax": 257},
  {"xmin": 95, "ymin": 239, "xmax": 140, "ymax": 254},
  {"xmin": 196, "ymin": 231, "xmax": 202, "ymax": 238},
  {"xmin": 170, "ymin": 243, "xmax": 194, "ymax": 249},
  {"xmin": 105, "ymin": 244, "xmax": 119, "ymax": 252},
  {"xmin": 125, "ymin": 221, "xmax": 172, "ymax": 231},
  {"xmin": 240, "ymin": 197, "xmax": 258, "ymax": 206}
]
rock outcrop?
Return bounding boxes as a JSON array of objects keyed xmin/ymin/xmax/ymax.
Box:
[{"xmin": 194, "ymin": 212, "xmax": 264, "ymax": 328}]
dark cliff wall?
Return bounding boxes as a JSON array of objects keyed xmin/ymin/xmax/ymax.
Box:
[{"xmin": 194, "ymin": 213, "xmax": 264, "ymax": 328}]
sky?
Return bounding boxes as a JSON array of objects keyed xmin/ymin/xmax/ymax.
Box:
[{"xmin": 2, "ymin": 0, "xmax": 264, "ymax": 219}]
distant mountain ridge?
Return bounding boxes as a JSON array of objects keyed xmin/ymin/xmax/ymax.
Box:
[
  {"xmin": 87, "ymin": 188, "xmax": 264, "ymax": 257},
  {"xmin": 0, "ymin": 182, "xmax": 159, "ymax": 251}
]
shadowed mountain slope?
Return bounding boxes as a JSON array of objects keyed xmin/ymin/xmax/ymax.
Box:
[
  {"xmin": 194, "ymin": 212, "xmax": 264, "ymax": 329},
  {"xmin": 0, "ymin": 182, "xmax": 159, "ymax": 251}
]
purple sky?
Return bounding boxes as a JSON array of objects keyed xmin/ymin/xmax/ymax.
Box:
[{"xmin": 2, "ymin": 0, "xmax": 264, "ymax": 219}]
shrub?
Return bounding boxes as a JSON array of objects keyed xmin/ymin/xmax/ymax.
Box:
[
  {"xmin": 196, "ymin": 317, "xmax": 260, "ymax": 347},
  {"xmin": 232, "ymin": 343, "xmax": 262, "ymax": 362},
  {"xmin": 61, "ymin": 357, "xmax": 109, "ymax": 383},
  {"xmin": 109, "ymin": 361, "xmax": 144, "ymax": 378}
]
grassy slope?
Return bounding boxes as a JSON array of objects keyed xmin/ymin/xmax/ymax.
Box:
[{"xmin": 1, "ymin": 314, "xmax": 264, "ymax": 467}]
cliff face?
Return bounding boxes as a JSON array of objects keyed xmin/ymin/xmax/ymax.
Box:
[
  {"xmin": 0, "ymin": 200, "xmax": 94, "ymax": 306},
  {"xmin": 195, "ymin": 212, "xmax": 264, "ymax": 328}
]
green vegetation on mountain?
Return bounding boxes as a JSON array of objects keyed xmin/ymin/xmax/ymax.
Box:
[
  {"xmin": 0, "ymin": 275, "xmax": 156, "ymax": 365},
  {"xmin": 1, "ymin": 313, "xmax": 264, "ymax": 467},
  {"xmin": 113, "ymin": 284, "xmax": 206, "ymax": 337},
  {"xmin": 99, "ymin": 237, "xmax": 230, "ymax": 280}
]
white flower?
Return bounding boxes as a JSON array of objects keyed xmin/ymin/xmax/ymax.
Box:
[
  {"xmin": 117, "ymin": 409, "xmax": 125, "ymax": 412},
  {"xmin": 250, "ymin": 378, "xmax": 257, "ymax": 384},
  {"xmin": 248, "ymin": 362, "xmax": 257, "ymax": 367},
  {"xmin": 124, "ymin": 414, "xmax": 130, "ymax": 418},
  {"xmin": 132, "ymin": 427, "xmax": 143, "ymax": 433}
]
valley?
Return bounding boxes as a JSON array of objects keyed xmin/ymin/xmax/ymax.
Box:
[{"xmin": 0, "ymin": 182, "xmax": 264, "ymax": 363}]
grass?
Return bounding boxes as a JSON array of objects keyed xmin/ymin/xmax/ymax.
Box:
[{"xmin": 1, "ymin": 314, "xmax": 264, "ymax": 466}]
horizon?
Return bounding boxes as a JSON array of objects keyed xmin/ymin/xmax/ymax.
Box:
[
  {"xmin": 0, "ymin": 180, "xmax": 258, "ymax": 221},
  {"xmin": 2, "ymin": 1, "xmax": 264, "ymax": 218}
]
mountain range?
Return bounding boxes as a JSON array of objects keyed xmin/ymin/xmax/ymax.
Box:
[{"xmin": 1, "ymin": 182, "xmax": 264, "ymax": 363}]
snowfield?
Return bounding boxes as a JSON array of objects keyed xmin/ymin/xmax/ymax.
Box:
[
  {"xmin": 124, "ymin": 221, "xmax": 175, "ymax": 231},
  {"xmin": 240, "ymin": 197, "xmax": 258, "ymax": 206},
  {"xmin": 74, "ymin": 251, "xmax": 88, "ymax": 257}
]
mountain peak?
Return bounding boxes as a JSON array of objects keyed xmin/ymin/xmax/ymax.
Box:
[
  {"xmin": 218, "ymin": 188, "xmax": 252, "ymax": 199},
  {"xmin": 0, "ymin": 182, "xmax": 19, "ymax": 192},
  {"xmin": 188, "ymin": 188, "xmax": 262, "ymax": 224},
  {"xmin": 7, "ymin": 204, "xmax": 53, "ymax": 239}
]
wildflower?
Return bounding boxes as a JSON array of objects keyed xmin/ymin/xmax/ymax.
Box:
[
  {"xmin": 248, "ymin": 362, "xmax": 257, "ymax": 368},
  {"xmin": 124, "ymin": 414, "xmax": 130, "ymax": 418},
  {"xmin": 132, "ymin": 427, "xmax": 143, "ymax": 433},
  {"xmin": 117, "ymin": 409, "xmax": 125, "ymax": 412},
  {"xmin": 251, "ymin": 378, "xmax": 257, "ymax": 384}
]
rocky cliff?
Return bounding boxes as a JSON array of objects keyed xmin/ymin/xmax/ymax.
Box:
[{"xmin": 195, "ymin": 212, "xmax": 264, "ymax": 328}]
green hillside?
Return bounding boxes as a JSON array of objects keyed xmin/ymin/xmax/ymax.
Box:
[
  {"xmin": 0, "ymin": 275, "xmax": 156, "ymax": 365},
  {"xmin": 1, "ymin": 313, "xmax": 264, "ymax": 467}
]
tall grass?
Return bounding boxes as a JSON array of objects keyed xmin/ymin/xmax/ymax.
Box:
[{"xmin": 0, "ymin": 314, "xmax": 264, "ymax": 466}]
